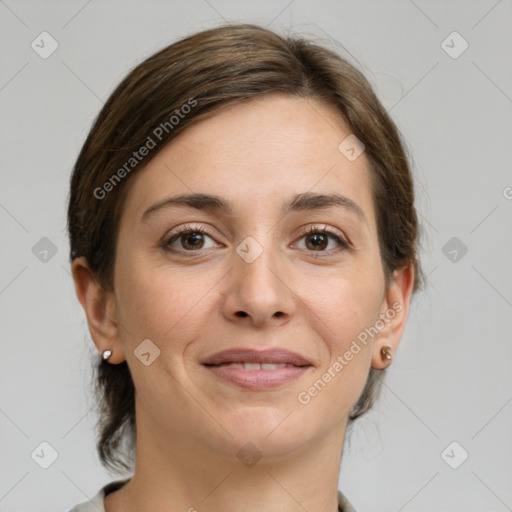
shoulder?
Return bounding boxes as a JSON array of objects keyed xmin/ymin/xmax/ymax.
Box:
[{"xmin": 65, "ymin": 479, "xmax": 130, "ymax": 512}]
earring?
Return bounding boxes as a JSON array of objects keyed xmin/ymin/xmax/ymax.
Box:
[
  {"xmin": 380, "ymin": 345, "xmax": 392, "ymax": 362},
  {"xmin": 102, "ymin": 349, "xmax": 113, "ymax": 361}
]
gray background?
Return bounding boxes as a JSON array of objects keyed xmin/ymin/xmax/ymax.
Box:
[{"xmin": 1, "ymin": 1, "xmax": 511, "ymax": 511}]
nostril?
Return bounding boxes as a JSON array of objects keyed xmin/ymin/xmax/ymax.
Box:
[{"xmin": 236, "ymin": 311, "xmax": 248, "ymax": 317}]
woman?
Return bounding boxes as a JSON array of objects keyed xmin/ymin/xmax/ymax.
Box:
[{"xmin": 66, "ymin": 22, "xmax": 421, "ymax": 512}]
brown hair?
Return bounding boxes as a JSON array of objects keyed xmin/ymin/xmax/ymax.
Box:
[{"xmin": 67, "ymin": 23, "xmax": 422, "ymax": 474}]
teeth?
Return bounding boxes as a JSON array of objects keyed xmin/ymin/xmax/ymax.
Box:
[
  {"xmin": 222, "ymin": 362, "xmax": 291, "ymax": 370},
  {"xmin": 228, "ymin": 362, "xmax": 244, "ymax": 369},
  {"xmin": 261, "ymin": 363, "xmax": 287, "ymax": 370},
  {"xmin": 244, "ymin": 363, "xmax": 261, "ymax": 371}
]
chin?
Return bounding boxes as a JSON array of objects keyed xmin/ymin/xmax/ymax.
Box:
[{"xmin": 208, "ymin": 406, "xmax": 316, "ymax": 461}]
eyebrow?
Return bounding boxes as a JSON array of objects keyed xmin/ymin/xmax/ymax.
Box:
[{"xmin": 141, "ymin": 192, "xmax": 367, "ymax": 223}]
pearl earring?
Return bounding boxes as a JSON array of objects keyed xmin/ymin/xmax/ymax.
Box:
[{"xmin": 102, "ymin": 349, "xmax": 113, "ymax": 361}]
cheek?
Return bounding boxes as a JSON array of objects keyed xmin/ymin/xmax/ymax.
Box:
[
  {"xmin": 296, "ymin": 268, "xmax": 383, "ymax": 409},
  {"xmin": 114, "ymin": 257, "xmax": 218, "ymax": 347},
  {"xmin": 330, "ymin": 280, "xmax": 381, "ymax": 343},
  {"xmin": 302, "ymin": 260, "xmax": 384, "ymax": 346}
]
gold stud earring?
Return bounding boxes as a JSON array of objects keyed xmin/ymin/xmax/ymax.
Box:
[{"xmin": 380, "ymin": 345, "xmax": 392, "ymax": 362}]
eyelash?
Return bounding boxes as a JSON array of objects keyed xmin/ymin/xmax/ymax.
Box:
[{"xmin": 162, "ymin": 224, "xmax": 349, "ymax": 257}]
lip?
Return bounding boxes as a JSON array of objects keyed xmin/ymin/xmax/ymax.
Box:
[
  {"xmin": 202, "ymin": 348, "xmax": 313, "ymax": 391},
  {"xmin": 202, "ymin": 348, "xmax": 312, "ymax": 366}
]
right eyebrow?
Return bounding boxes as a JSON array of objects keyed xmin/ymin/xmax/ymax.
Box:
[{"xmin": 142, "ymin": 193, "xmax": 235, "ymax": 221}]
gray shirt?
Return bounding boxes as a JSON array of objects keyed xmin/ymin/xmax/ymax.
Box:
[{"xmin": 67, "ymin": 479, "xmax": 358, "ymax": 512}]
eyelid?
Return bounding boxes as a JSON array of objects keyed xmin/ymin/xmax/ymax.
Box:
[{"xmin": 297, "ymin": 223, "xmax": 347, "ymax": 240}]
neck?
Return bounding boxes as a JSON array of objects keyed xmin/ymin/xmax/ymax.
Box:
[{"xmin": 105, "ymin": 404, "xmax": 347, "ymax": 512}]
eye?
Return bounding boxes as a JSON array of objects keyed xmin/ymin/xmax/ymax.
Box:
[
  {"xmin": 162, "ymin": 223, "xmax": 349, "ymax": 256},
  {"xmin": 294, "ymin": 225, "xmax": 349, "ymax": 255},
  {"xmin": 163, "ymin": 224, "xmax": 218, "ymax": 253}
]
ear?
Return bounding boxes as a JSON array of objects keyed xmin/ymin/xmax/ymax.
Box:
[
  {"xmin": 71, "ymin": 256, "xmax": 125, "ymax": 364},
  {"xmin": 370, "ymin": 264, "xmax": 415, "ymax": 369}
]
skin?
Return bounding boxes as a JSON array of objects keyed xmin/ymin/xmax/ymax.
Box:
[{"xmin": 72, "ymin": 94, "xmax": 414, "ymax": 512}]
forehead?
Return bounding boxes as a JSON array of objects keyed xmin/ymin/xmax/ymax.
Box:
[{"xmin": 121, "ymin": 94, "xmax": 376, "ymax": 226}]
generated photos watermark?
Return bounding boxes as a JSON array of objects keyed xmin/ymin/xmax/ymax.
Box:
[
  {"xmin": 93, "ymin": 97, "xmax": 198, "ymax": 200},
  {"xmin": 297, "ymin": 301, "xmax": 403, "ymax": 405}
]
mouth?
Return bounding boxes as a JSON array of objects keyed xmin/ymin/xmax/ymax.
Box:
[
  {"xmin": 202, "ymin": 348, "xmax": 313, "ymax": 390},
  {"xmin": 207, "ymin": 362, "xmax": 303, "ymax": 370},
  {"xmin": 202, "ymin": 347, "xmax": 313, "ymax": 366}
]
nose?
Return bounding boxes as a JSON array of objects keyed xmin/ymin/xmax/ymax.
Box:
[{"xmin": 220, "ymin": 236, "xmax": 295, "ymax": 328}]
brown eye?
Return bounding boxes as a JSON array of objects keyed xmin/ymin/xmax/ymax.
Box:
[
  {"xmin": 176, "ymin": 231, "xmax": 207, "ymax": 250},
  {"xmin": 163, "ymin": 225, "xmax": 217, "ymax": 253},
  {"xmin": 296, "ymin": 226, "xmax": 349, "ymax": 255},
  {"xmin": 305, "ymin": 232, "xmax": 329, "ymax": 251}
]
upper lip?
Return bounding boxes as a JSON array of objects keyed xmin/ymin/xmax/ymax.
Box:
[{"xmin": 202, "ymin": 348, "xmax": 312, "ymax": 367}]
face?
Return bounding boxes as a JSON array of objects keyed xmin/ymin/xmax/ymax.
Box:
[{"xmin": 107, "ymin": 95, "xmax": 401, "ymax": 461}]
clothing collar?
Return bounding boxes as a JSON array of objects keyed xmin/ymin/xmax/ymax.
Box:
[{"xmin": 70, "ymin": 479, "xmax": 358, "ymax": 512}]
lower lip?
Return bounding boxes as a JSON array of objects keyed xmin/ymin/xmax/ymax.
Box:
[{"xmin": 204, "ymin": 364, "xmax": 312, "ymax": 390}]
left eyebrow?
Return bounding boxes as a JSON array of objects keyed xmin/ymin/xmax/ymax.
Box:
[
  {"xmin": 282, "ymin": 192, "xmax": 367, "ymax": 224},
  {"xmin": 141, "ymin": 192, "xmax": 367, "ymax": 224}
]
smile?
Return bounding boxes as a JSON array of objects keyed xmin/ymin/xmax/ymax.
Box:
[
  {"xmin": 216, "ymin": 362, "xmax": 298, "ymax": 370},
  {"xmin": 203, "ymin": 362, "xmax": 312, "ymax": 390}
]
